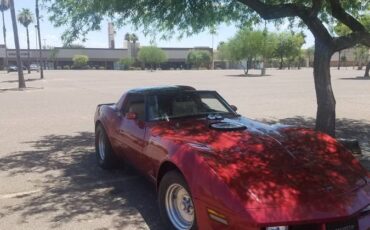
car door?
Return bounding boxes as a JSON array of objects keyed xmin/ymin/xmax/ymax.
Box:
[{"xmin": 117, "ymin": 94, "xmax": 147, "ymax": 170}]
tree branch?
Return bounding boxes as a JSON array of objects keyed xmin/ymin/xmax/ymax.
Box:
[
  {"xmin": 237, "ymin": 0, "xmax": 299, "ymax": 20},
  {"xmin": 238, "ymin": 0, "xmax": 333, "ymax": 45},
  {"xmin": 329, "ymin": 0, "xmax": 366, "ymax": 32},
  {"xmin": 333, "ymin": 32, "xmax": 370, "ymax": 52},
  {"xmin": 310, "ymin": 0, "xmax": 323, "ymax": 17}
]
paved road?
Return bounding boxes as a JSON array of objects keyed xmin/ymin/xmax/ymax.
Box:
[{"xmin": 0, "ymin": 68, "xmax": 369, "ymax": 229}]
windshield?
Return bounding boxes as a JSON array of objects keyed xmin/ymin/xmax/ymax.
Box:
[{"xmin": 147, "ymin": 91, "xmax": 235, "ymax": 121}]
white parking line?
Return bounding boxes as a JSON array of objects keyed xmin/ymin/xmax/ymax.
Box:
[{"xmin": 0, "ymin": 176, "xmax": 140, "ymax": 199}]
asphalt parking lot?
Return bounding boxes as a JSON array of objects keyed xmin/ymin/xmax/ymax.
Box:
[{"xmin": 0, "ymin": 68, "xmax": 369, "ymax": 229}]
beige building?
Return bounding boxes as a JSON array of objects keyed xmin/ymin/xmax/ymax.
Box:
[{"xmin": 0, "ymin": 44, "xmax": 212, "ymax": 70}]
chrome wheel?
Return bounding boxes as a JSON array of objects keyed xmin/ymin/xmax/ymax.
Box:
[
  {"xmin": 98, "ymin": 132, "xmax": 106, "ymax": 160},
  {"xmin": 165, "ymin": 183, "xmax": 194, "ymax": 230}
]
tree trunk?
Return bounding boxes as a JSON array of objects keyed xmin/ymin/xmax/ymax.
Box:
[
  {"xmin": 337, "ymin": 51, "xmax": 341, "ymax": 70},
  {"xmin": 2, "ymin": 10, "xmax": 7, "ymax": 70},
  {"xmin": 36, "ymin": 0, "xmax": 44, "ymax": 79},
  {"xmin": 26, "ymin": 26, "xmax": 30, "ymax": 74},
  {"xmin": 279, "ymin": 55, "xmax": 283, "ymax": 69},
  {"xmin": 313, "ymin": 42, "xmax": 335, "ymax": 137},
  {"xmin": 9, "ymin": 0, "xmax": 25, "ymax": 88},
  {"xmin": 364, "ymin": 62, "xmax": 370, "ymax": 78}
]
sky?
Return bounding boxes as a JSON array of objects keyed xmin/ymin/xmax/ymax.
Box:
[{"xmin": 3, "ymin": 1, "xmax": 315, "ymax": 50}]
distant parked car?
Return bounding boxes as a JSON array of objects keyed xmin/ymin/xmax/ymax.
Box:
[
  {"xmin": 7, "ymin": 65, "xmax": 26, "ymax": 73},
  {"xmin": 7, "ymin": 65, "xmax": 18, "ymax": 72},
  {"xmin": 30, "ymin": 64, "xmax": 40, "ymax": 72}
]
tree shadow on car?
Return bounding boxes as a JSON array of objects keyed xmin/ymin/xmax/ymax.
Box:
[
  {"xmin": 0, "ymin": 132, "xmax": 161, "ymax": 229},
  {"xmin": 260, "ymin": 116, "xmax": 370, "ymax": 170}
]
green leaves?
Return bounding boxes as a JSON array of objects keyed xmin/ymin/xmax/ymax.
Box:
[
  {"xmin": 138, "ymin": 46, "xmax": 167, "ymax": 66},
  {"xmin": 274, "ymin": 32, "xmax": 305, "ymax": 62},
  {"xmin": 119, "ymin": 57, "xmax": 134, "ymax": 70},
  {"xmin": 44, "ymin": 0, "xmax": 369, "ymax": 51},
  {"xmin": 219, "ymin": 28, "xmax": 278, "ymax": 62},
  {"xmin": 187, "ymin": 50, "xmax": 212, "ymax": 69},
  {"xmin": 17, "ymin": 8, "xmax": 34, "ymax": 28},
  {"xmin": 43, "ymin": 0, "xmax": 254, "ymax": 44},
  {"xmin": 72, "ymin": 54, "xmax": 89, "ymax": 68}
]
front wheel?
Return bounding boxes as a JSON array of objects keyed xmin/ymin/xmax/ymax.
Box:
[
  {"xmin": 158, "ymin": 171, "xmax": 197, "ymax": 230},
  {"xmin": 95, "ymin": 125, "xmax": 117, "ymax": 169}
]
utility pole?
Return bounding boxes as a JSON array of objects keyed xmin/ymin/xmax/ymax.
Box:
[{"xmin": 35, "ymin": 0, "xmax": 44, "ymax": 79}]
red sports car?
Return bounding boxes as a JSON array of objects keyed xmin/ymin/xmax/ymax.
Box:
[{"xmin": 94, "ymin": 86, "xmax": 370, "ymax": 230}]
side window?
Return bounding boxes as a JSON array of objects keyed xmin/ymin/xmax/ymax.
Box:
[{"xmin": 122, "ymin": 94, "xmax": 145, "ymax": 120}]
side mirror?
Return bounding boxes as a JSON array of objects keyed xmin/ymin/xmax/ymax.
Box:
[
  {"xmin": 230, "ymin": 105, "xmax": 238, "ymax": 112},
  {"xmin": 126, "ymin": 112, "xmax": 137, "ymax": 120}
]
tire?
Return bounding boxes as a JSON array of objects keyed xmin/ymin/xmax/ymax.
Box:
[
  {"xmin": 158, "ymin": 171, "xmax": 197, "ymax": 230},
  {"xmin": 95, "ymin": 125, "xmax": 117, "ymax": 169}
]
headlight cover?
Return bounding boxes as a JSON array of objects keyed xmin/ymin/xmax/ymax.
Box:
[{"xmin": 266, "ymin": 227, "xmax": 288, "ymax": 230}]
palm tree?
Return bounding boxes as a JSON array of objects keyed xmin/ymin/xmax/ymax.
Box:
[
  {"xmin": 0, "ymin": 0, "xmax": 9, "ymax": 70},
  {"xmin": 124, "ymin": 32, "xmax": 132, "ymax": 58},
  {"xmin": 131, "ymin": 33, "xmax": 138, "ymax": 59},
  {"xmin": 17, "ymin": 8, "xmax": 34, "ymax": 74},
  {"xmin": 124, "ymin": 32, "xmax": 131, "ymax": 43},
  {"xmin": 35, "ymin": 0, "xmax": 43, "ymax": 79},
  {"xmin": 209, "ymin": 26, "xmax": 217, "ymax": 70},
  {"xmin": 9, "ymin": 0, "xmax": 25, "ymax": 88}
]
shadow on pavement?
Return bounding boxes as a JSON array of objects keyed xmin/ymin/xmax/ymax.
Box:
[
  {"xmin": 226, "ymin": 73, "xmax": 271, "ymax": 77},
  {"xmin": 339, "ymin": 76, "xmax": 370, "ymax": 80},
  {"xmin": 260, "ymin": 116, "xmax": 370, "ymax": 170},
  {"xmin": 0, "ymin": 87, "xmax": 43, "ymax": 93},
  {"xmin": 1, "ymin": 78, "xmax": 42, "ymax": 84},
  {"xmin": 0, "ymin": 132, "xmax": 161, "ymax": 229}
]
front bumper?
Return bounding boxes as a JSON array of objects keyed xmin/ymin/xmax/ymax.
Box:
[{"xmin": 195, "ymin": 198, "xmax": 370, "ymax": 230}]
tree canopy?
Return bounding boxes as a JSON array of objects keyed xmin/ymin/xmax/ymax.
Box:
[
  {"xmin": 138, "ymin": 46, "xmax": 167, "ymax": 68},
  {"xmin": 72, "ymin": 54, "xmax": 89, "ymax": 69},
  {"xmin": 17, "ymin": 8, "xmax": 34, "ymax": 28},
  {"xmin": 219, "ymin": 29, "xmax": 304, "ymax": 72},
  {"xmin": 44, "ymin": 0, "xmax": 369, "ymax": 47},
  {"xmin": 274, "ymin": 32, "xmax": 305, "ymax": 69},
  {"xmin": 187, "ymin": 50, "xmax": 212, "ymax": 69},
  {"xmin": 119, "ymin": 57, "xmax": 134, "ymax": 70}
]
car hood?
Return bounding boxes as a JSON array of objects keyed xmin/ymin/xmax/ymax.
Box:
[{"xmin": 150, "ymin": 117, "xmax": 369, "ymax": 217}]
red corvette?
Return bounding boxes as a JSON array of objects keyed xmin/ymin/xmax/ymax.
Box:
[{"xmin": 94, "ymin": 86, "xmax": 370, "ymax": 230}]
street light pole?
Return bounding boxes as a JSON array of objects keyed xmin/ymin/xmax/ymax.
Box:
[{"xmin": 35, "ymin": 0, "xmax": 44, "ymax": 79}]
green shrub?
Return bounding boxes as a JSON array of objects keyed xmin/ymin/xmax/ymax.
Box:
[
  {"xmin": 187, "ymin": 50, "xmax": 211, "ymax": 69},
  {"xmin": 72, "ymin": 55, "xmax": 89, "ymax": 69},
  {"xmin": 138, "ymin": 46, "xmax": 167, "ymax": 68},
  {"xmin": 119, "ymin": 57, "xmax": 134, "ymax": 70}
]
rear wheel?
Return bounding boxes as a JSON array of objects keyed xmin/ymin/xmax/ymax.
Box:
[
  {"xmin": 95, "ymin": 125, "xmax": 117, "ymax": 169},
  {"xmin": 158, "ymin": 171, "xmax": 197, "ymax": 230}
]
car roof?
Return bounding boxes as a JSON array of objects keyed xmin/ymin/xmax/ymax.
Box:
[{"xmin": 127, "ymin": 85, "xmax": 196, "ymax": 95}]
